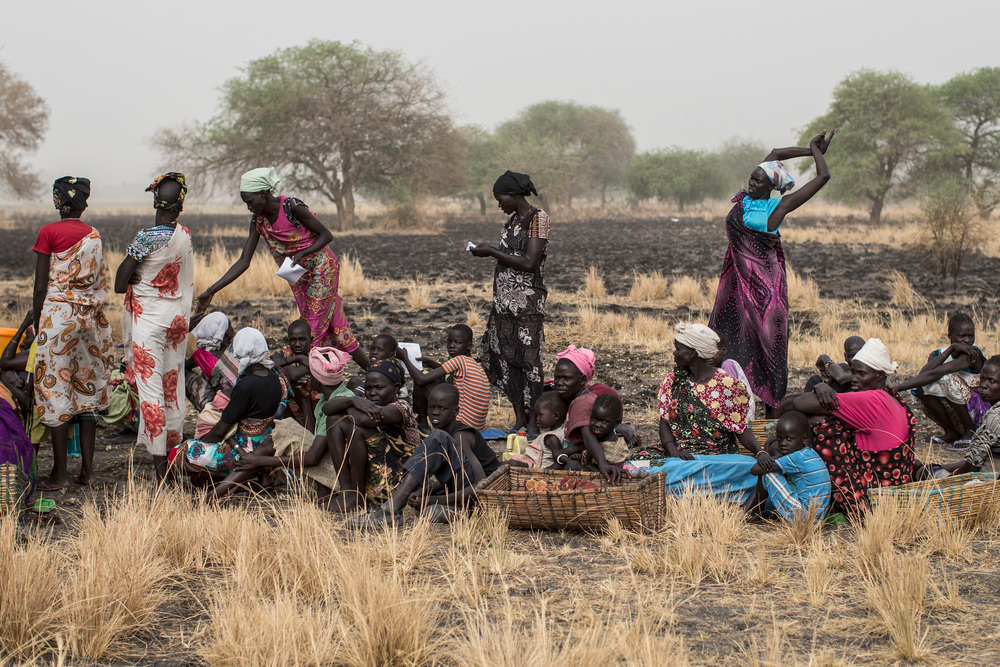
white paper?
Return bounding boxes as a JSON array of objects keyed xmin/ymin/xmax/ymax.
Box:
[
  {"xmin": 275, "ymin": 257, "xmax": 307, "ymax": 284},
  {"xmin": 398, "ymin": 342, "xmax": 423, "ymax": 371},
  {"xmin": 466, "ymin": 241, "xmax": 476, "ymax": 251}
]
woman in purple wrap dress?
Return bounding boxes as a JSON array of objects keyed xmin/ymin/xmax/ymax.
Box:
[{"xmin": 709, "ymin": 132, "xmax": 834, "ymax": 415}]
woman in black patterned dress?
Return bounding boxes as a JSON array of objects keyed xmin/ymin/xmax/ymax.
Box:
[{"xmin": 471, "ymin": 171, "xmax": 549, "ymax": 433}]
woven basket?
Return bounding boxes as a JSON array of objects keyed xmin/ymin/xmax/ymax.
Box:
[
  {"xmin": 741, "ymin": 419, "xmax": 777, "ymax": 455},
  {"xmin": 475, "ymin": 467, "xmax": 665, "ymax": 533},
  {"xmin": 869, "ymin": 472, "xmax": 1000, "ymax": 521},
  {"xmin": 0, "ymin": 463, "xmax": 26, "ymax": 518}
]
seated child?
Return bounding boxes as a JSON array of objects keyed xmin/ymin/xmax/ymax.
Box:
[
  {"xmin": 173, "ymin": 328, "xmax": 288, "ymax": 501},
  {"xmin": 711, "ymin": 330, "xmax": 756, "ymax": 420},
  {"xmin": 929, "ymin": 355, "xmax": 1000, "ymax": 477},
  {"xmin": 349, "ymin": 333, "xmax": 409, "ymax": 402},
  {"xmin": 0, "ymin": 309, "xmax": 35, "ymax": 416},
  {"xmin": 271, "ymin": 318, "xmax": 318, "ymax": 426},
  {"xmin": 568, "ymin": 393, "xmax": 630, "ymax": 473},
  {"xmin": 397, "ymin": 324, "xmax": 490, "ymax": 432},
  {"xmin": 746, "ymin": 411, "xmax": 831, "ymax": 522},
  {"xmin": 509, "ymin": 390, "xmax": 567, "ymax": 468},
  {"xmin": 805, "ymin": 335, "xmax": 865, "ymax": 394},
  {"xmin": 238, "ymin": 346, "xmax": 355, "ymax": 503},
  {"xmin": 349, "ymin": 384, "xmax": 501, "ymax": 528},
  {"xmin": 893, "ymin": 312, "xmax": 986, "ymax": 446},
  {"xmin": 322, "ymin": 358, "xmax": 421, "ymax": 512}
]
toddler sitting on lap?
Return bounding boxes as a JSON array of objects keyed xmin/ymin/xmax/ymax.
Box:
[
  {"xmin": 509, "ymin": 391, "xmax": 567, "ymax": 469},
  {"xmin": 568, "ymin": 393, "xmax": 629, "ymax": 473}
]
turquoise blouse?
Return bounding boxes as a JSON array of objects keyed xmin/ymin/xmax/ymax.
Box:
[{"xmin": 741, "ymin": 196, "xmax": 782, "ymax": 234}]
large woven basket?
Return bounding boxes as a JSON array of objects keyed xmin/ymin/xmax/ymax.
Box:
[
  {"xmin": 0, "ymin": 463, "xmax": 26, "ymax": 518},
  {"xmin": 741, "ymin": 419, "xmax": 777, "ymax": 455},
  {"xmin": 475, "ymin": 467, "xmax": 665, "ymax": 533},
  {"xmin": 869, "ymin": 472, "xmax": 1000, "ymax": 521}
]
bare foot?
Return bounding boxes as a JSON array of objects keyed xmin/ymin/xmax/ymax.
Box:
[
  {"xmin": 40, "ymin": 476, "xmax": 71, "ymax": 490},
  {"xmin": 325, "ymin": 492, "xmax": 361, "ymax": 514},
  {"xmin": 74, "ymin": 474, "xmax": 95, "ymax": 487}
]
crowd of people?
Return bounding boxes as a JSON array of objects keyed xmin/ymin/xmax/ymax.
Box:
[{"xmin": 1, "ymin": 130, "xmax": 996, "ymax": 529}]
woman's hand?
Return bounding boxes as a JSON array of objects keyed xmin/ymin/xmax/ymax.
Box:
[
  {"xmin": 810, "ymin": 130, "xmax": 836, "ymax": 154},
  {"xmin": 352, "ymin": 396, "xmax": 382, "ymax": 420},
  {"xmin": 667, "ymin": 444, "xmax": 694, "ymax": 461},
  {"xmin": 235, "ymin": 452, "xmax": 265, "ymax": 471},
  {"xmin": 289, "ymin": 251, "xmax": 307, "ymax": 267},
  {"xmin": 196, "ymin": 289, "xmax": 214, "ymax": 312},
  {"xmin": 816, "ymin": 354, "xmax": 833, "ymax": 372},
  {"xmin": 813, "ymin": 382, "xmax": 841, "ymax": 412},
  {"xmin": 469, "ymin": 243, "xmax": 495, "ymax": 258}
]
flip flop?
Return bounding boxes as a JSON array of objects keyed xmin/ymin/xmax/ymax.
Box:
[
  {"xmin": 929, "ymin": 436, "xmax": 951, "ymax": 445},
  {"xmin": 37, "ymin": 479, "xmax": 70, "ymax": 491},
  {"xmin": 948, "ymin": 441, "xmax": 971, "ymax": 452}
]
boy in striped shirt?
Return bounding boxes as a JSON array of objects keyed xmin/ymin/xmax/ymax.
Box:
[
  {"xmin": 397, "ymin": 325, "xmax": 490, "ymax": 431},
  {"xmin": 748, "ymin": 411, "xmax": 831, "ymax": 522}
]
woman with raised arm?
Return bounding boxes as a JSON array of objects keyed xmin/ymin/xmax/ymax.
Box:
[
  {"xmin": 709, "ymin": 132, "xmax": 834, "ymax": 416},
  {"xmin": 196, "ymin": 168, "xmax": 366, "ymax": 369}
]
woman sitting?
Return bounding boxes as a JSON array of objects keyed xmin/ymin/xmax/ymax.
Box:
[
  {"xmin": 173, "ymin": 328, "xmax": 289, "ymax": 501},
  {"xmin": 652, "ymin": 323, "xmax": 769, "ymax": 464},
  {"xmin": 185, "ymin": 311, "xmax": 237, "ymax": 412},
  {"xmin": 787, "ymin": 338, "xmax": 916, "ymax": 517}
]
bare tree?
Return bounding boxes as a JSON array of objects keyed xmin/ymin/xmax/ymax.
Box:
[
  {"xmin": 155, "ymin": 40, "xmax": 453, "ymax": 230},
  {"xmin": 0, "ymin": 63, "xmax": 49, "ymax": 198}
]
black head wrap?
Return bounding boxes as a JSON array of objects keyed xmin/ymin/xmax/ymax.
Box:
[
  {"xmin": 492, "ymin": 170, "xmax": 538, "ymax": 197},
  {"xmin": 368, "ymin": 358, "xmax": 404, "ymax": 386},
  {"xmin": 52, "ymin": 176, "xmax": 91, "ymax": 217}
]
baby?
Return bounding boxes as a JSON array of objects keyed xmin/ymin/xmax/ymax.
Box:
[
  {"xmin": 570, "ymin": 393, "xmax": 629, "ymax": 472},
  {"xmin": 509, "ymin": 391, "xmax": 567, "ymax": 468},
  {"xmin": 748, "ymin": 411, "xmax": 831, "ymax": 522}
]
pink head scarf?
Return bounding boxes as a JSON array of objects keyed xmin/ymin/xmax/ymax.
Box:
[
  {"xmin": 308, "ymin": 346, "xmax": 350, "ymax": 386},
  {"xmin": 555, "ymin": 345, "xmax": 596, "ymax": 382}
]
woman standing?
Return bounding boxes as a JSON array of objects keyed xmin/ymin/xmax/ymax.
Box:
[
  {"xmin": 197, "ymin": 168, "xmax": 365, "ymax": 369},
  {"xmin": 32, "ymin": 177, "xmax": 115, "ymax": 487},
  {"xmin": 115, "ymin": 173, "xmax": 195, "ymax": 480},
  {"xmin": 709, "ymin": 132, "xmax": 834, "ymax": 414},
  {"xmin": 471, "ymin": 171, "xmax": 549, "ymax": 432}
]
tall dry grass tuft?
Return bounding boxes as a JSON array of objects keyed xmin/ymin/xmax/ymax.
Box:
[
  {"xmin": 339, "ymin": 251, "xmax": 368, "ymax": 298},
  {"xmin": 863, "ymin": 553, "xmax": 932, "ymax": 662},
  {"xmin": 61, "ymin": 492, "xmax": 173, "ymax": 661},
  {"xmin": 466, "ymin": 304, "xmax": 483, "ymax": 329},
  {"xmin": 887, "ymin": 269, "xmax": 921, "ymax": 308},
  {"xmin": 670, "ymin": 275, "xmax": 704, "ymax": 306},
  {"xmin": 629, "ymin": 270, "xmax": 669, "ymax": 302},
  {"xmin": 786, "ymin": 266, "xmax": 820, "ymax": 311},
  {"xmin": 574, "ymin": 304, "xmax": 674, "ymax": 353},
  {"xmin": 406, "ymin": 279, "xmax": 431, "ymax": 310},
  {"xmin": 583, "ymin": 266, "xmax": 607, "ymax": 299},
  {"xmin": 193, "ymin": 244, "xmax": 288, "ymax": 304},
  {"xmin": 0, "ymin": 516, "xmax": 62, "ymax": 660},
  {"xmin": 802, "ymin": 540, "xmax": 833, "ymax": 607}
]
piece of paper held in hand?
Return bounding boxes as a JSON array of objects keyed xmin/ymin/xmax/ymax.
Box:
[
  {"xmin": 275, "ymin": 257, "xmax": 307, "ymax": 284},
  {"xmin": 398, "ymin": 342, "xmax": 423, "ymax": 371},
  {"xmin": 466, "ymin": 241, "xmax": 476, "ymax": 251}
]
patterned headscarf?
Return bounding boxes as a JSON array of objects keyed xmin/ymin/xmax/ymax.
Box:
[
  {"xmin": 240, "ymin": 167, "xmax": 280, "ymax": 195},
  {"xmin": 493, "ymin": 170, "xmax": 538, "ymax": 197},
  {"xmin": 368, "ymin": 358, "xmax": 404, "ymax": 386},
  {"xmin": 757, "ymin": 161, "xmax": 795, "ymax": 194},
  {"xmin": 146, "ymin": 172, "xmax": 187, "ymax": 212},
  {"xmin": 52, "ymin": 176, "xmax": 91, "ymax": 217}
]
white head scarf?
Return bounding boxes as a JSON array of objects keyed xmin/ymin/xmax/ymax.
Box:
[
  {"xmin": 674, "ymin": 323, "xmax": 721, "ymax": 361},
  {"xmin": 852, "ymin": 338, "xmax": 898, "ymax": 376},
  {"xmin": 758, "ymin": 160, "xmax": 795, "ymax": 194},
  {"xmin": 240, "ymin": 167, "xmax": 280, "ymax": 195},
  {"xmin": 232, "ymin": 327, "xmax": 274, "ymax": 375},
  {"xmin": 190, "ymin": 312, "xmax": 230, "ymax": 351}
]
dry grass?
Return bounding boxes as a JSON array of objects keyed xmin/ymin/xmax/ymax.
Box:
[
  {"xmin": 339, "ymin": 251, "xmax": 368, "ymax": 298},
  {"xmin": 583, "ymin": 265, "xmax": 608, "ymax": 299},
  {"xmin": 670, "ymin": 275, "xmax": 704, "ymax": 306},
  {"xmin": 406, "ymin": 279, "xmax": 432, "ymax": 310},
  {"xmin": 629, "ymin": 270, "xmax": 669, "ymax": 302},
  {"xmin": 785, "ymin": 265, "xmax": 820, "ymax": 311}
]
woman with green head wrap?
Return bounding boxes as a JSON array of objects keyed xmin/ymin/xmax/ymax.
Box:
[{"xmin": 197, "ymin": 168, "xmax": 366, "ymax": 370}]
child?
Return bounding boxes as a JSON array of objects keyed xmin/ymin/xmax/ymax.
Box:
[
  {"xmin": 272, "ymin": 319, "xmax": 318, "ymax": 426},
  {"xmin": 893, "ymin": 312, "xmax": 986, "ymax": 447},
  {"xmin": 349, "ymin": 333, "xmax": 409, "ymax": 401},
  {"xmin": 397, "ymin": 324, "xmax": 490, "ymax": 432},
  {"xmin": 570, "ymin": 393, "xmax": 630, "ymax": 473},
  {"xmin": 747, "ymin": 411, "xmax": 831, "ymax": 522},
  {"xmin": 805, "ymin": 335, "xmax": 865, "ymax": 394},
  {"xmin": 322, "ymin": 358, "xmax": 422, "ymax": 512},
  {"xmin": 0, "ymin": 309, "xmax": 35, "ymax": 416},
  {"xmin": 349, "ymin": 383, "xmax": 501, "ymax": 528},
  {"xmin": 509, "ymin": 390, "xmax": 567, "ymax": 468},
  {"xmin": 926, "ymin": 355, "xmax": 1000, "ymax": 477}
]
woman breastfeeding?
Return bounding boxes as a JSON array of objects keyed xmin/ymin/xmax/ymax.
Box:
[
  {"xmin": 654, "ymin": 324, "xmax": 768, "ymax": 463},
  {"xmin": 197, "ymin": 168, "xmax": 366, "ymax": 369},
  {"xmin": 787, "ymin": 338, "xmax": 916, "ymax": 517},
  {"xmin": 709, "ymin": 132, "xmax": 834, "ymax": 415}
]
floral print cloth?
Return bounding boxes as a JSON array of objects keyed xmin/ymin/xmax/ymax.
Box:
[
  {"xmin": 255, "ymin": 196, "xmax": 358, "ymax": 353},
  {"xmin": 33, "ymin": 229, "xmax": 114, "ymax": 426},
  {"xmin": 657, "ymin": 367, "xmax": 751, "ymax": 455},
  {"xmin": 123, "ymin": 225, "xmax": 194, "ymax": 457},
  {"xmin": 481, "ymin": 208, "xmax": 550, "ymax": 406}
]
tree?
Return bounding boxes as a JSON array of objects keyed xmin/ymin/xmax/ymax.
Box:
[
  {"xmin": 156, "ymin": 40, "xmax": 453, "ymax": 230},
  {"xmin": 934, "ymin": 67, "xmax": 1000, "ymax": 215},
  {"xmin": 919, "ymin": 180, "xmax": 983, "ymax": 283},
  {"xmin": 800, "ymin": 70, "xmax": 959, "ymax": 223},
  {"xmin": 625, "ymin": 148, "xmax": 727, "ymax": 210},
  {"xmin": 715, "ymin": 137, "xmax": 770, "ymax": 194},
  {"xmin": 496, "ymin": 101, "xmax": 635, "ymax": 209},
  {"xmin": 0, "ymin": 63, "xmax": 49, "ymax": 198},
  {"xmin": 456, "ymin": 125, "xmax": 504, "ymax": 215}
]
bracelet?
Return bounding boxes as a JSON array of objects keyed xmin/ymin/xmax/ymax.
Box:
[
  {"xmin": 756, "ymin": 450, "xmax": 767, "ymax": 458},
  {"xmin": 557, "ymin": 453, "xmax": 568, "ymax": 464}
]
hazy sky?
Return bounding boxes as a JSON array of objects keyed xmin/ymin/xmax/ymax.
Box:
[{"xmin": 3, "ymin": 0, "xmax": 997, "ymax": 204}]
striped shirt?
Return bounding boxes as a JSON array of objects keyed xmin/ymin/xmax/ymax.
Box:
[
  {"xmin": 762, "ymin": 447, "xmax": 831, "ymax": 521},
  {"xmin": 441, "ymin": 355, "xmax": 490, "ymax": 431}
]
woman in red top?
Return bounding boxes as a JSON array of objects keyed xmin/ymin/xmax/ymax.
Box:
[
  {"xmin": 31, "ymin": 177, "xmax": 114, "ymax": 488},
  {"xmin": 197, "ymin": 167, "xmax": 366, "ymax": 369}
]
